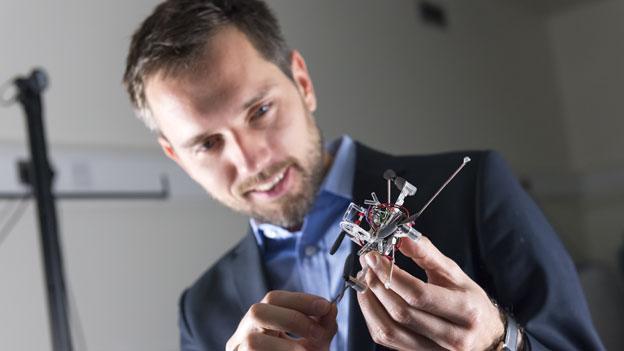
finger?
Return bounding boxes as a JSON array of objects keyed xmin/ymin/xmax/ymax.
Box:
[
  {"xmin": 361, "ymin": 252, "xmax": 471, "ymax": 325},
  {"xmin": 319, "ymin": 302, "xmax": 338, "ymax": 334},
  {"xmin": 229, "ymin": 291, "xmax": 333, "ymax": 349},
  {"xmin": 305, "ymin": 303, "xmax": 338, "ymax": 349},
  {"xmin": 306, "ymin": 303, "xmax": 338, "ymax": 349},
  {"xmin": 356, "ymin": 284, "xmax": 444, "ymax": 350},
  {"xmin": 398, "ymin": 235, "xmax": 468, "ymax": 287},
  {"xmin": 261, "ymin": 290, "xmax": 331, "ymax": 317},
  {"xmin": 364, "ymin": 266, "xmax": 469, "ymax": 350},
  {"xmin": 244, "ymin": 303, "xmax": 329, "ymax": 342},
  {"xmin": 237, "ymin": 332, "xmax": 305, "ymax": 351}
]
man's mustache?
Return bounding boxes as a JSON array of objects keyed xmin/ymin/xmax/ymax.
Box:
[{"xmin": 237, "ymin": 159, "xmax": 295, "ymax": 194}]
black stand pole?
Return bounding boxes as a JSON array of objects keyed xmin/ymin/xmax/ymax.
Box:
[{"xmin": 15, "ymin": 69, "xmax": 73, "ymax": 351}]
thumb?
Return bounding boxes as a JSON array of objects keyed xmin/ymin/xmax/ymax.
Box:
[{"xmin": 319, "ymin": 303, "xmax": 338, "ymax": 336}]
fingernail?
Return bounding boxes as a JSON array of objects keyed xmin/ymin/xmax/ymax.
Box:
[
  {"xmin": 356, "ymin": 267, "xmax": 366, "ymax": 279},
  {"xmin": 359, "ymin": 254, "xmax": 368, "ymax": 269},
  {"xmin": 365, "ymin": 253, "xmax": 378, "ymax": 267},
  {"xmin": 312, "ymin": 299, "xmax": 330, "ymax": 315}
]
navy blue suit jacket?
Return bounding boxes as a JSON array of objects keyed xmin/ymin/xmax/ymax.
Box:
[{"xmin": 178, "ymin": 143, "xmax": 604, "ymax": 350}]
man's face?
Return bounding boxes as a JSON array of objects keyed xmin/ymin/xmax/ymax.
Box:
[{"xmin": 145, "ymin": 27, "xmax": 326, "ymax": 228}]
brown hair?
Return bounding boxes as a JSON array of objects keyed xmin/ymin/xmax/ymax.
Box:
[{"xmin": 123, "ymin": 0, "xmax": 291, "ymax": 131}]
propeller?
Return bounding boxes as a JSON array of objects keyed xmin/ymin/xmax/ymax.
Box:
[{"xmin": 329, "ymin": 230, "xmax": 347, "ymax": 255}]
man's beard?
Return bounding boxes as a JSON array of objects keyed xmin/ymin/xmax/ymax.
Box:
[
  {"xmin": 209, "ymin": 122, "xmax": 326, "ymax": 229},
  {"xmin": 247, "ymin": 126, "xmax": 325, "ymax": 229}
]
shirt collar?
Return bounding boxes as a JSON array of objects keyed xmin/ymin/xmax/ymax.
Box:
[
  {"xmin": 250, "ymin": 135, "xmax": 356, "ymax": 243},
  {"xmin": 319, "ymin": 134, "xmax": 355, "ymax": 201}
]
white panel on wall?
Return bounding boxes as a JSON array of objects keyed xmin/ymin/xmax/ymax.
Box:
[{"xmin": 0, "ymin": 144, "xmax": 205, "ymax": 198}]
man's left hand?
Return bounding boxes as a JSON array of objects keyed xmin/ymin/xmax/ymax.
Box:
[{"xmin": 356, "ymin": 234, "xmax": 504, "ymax": 351}]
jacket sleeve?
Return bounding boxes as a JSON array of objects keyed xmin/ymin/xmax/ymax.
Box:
[
  {"xmin": 475, "ymin": 151, "xmax": 604, "ymax": 350},
  {"xmin": 179, "ymin": 289, "xmax": 203, "ymax": 351}
]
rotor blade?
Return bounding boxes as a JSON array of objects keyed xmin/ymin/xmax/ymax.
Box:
[
  {"xmin": 330, "ymin": 231, "xmax": 347, "ymax": 255},
  {"xmin": 399, "ymin": 213, "xmax": 417, "ymax": 225},
  {"xmin": 379, "ymin": 210, "xmax": 409, "ymax": 238}
]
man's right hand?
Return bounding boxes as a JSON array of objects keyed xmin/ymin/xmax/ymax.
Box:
[{"xmin": 226, "ymin": 291, "xmax": 338, "ymax": 351}]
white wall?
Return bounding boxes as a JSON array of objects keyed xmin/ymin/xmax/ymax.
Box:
[
  {"xmin": 0, "ymin": 198, "xmax": 247, "ymax": 351},
  {"xmin": 0, "ymin": 1, "xmax": 248, "ymax": 350},
  {"xmin": 0, "ymin": 0, "xmax": 606, "ymax": 350},
  {"xmin": 0, "ymin": 0, "xmax": 157, "ymax": 148}
]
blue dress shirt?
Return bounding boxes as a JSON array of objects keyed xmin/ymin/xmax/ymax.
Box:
[{"xmin": 250, "ymin": 135, "xmax": 356, "ymax": 351}]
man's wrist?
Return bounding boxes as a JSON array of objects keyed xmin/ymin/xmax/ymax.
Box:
[
  {"xmin": 486, "ymin": 299, "xmax": 506, "ymax": 351},
  {"xmin": 487, "ymin": 300, "xmax": 526, "ymax": 351},
  {"xmin": 499, "ymin": 314, "xmax": 520, "ymax": 351}
]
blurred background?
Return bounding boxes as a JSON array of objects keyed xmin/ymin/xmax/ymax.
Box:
[{"xmin": 1, "ymin": 0, "xmax": 623, "ymax": 350}]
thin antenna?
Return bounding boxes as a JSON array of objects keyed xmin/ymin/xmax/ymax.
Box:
[
  {"xmin": 401, "ymin": 156, "xmax": 471, "ymax": 225},
  {"xmin": 416, "ymin": 157, "xmax": 470, "ymax": 217}
]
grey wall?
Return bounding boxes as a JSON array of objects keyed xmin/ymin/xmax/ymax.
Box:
[
  {"xmin": 547, "ymin": 0, "xmax": 624, "ymax": 289},
  {"xmin": 0, "ymin": 0, "xmax": 619, "ymax": 350},
  {"xmin": 274, "ymin": 0, "xmax": 569, "ymax": 174}
]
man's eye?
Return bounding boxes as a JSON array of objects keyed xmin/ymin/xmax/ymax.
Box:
[
  {"xmin": 195, "ymin": 137, "xmax": 220, "ymax": 153},
  {"xmin": 252, "ymin": 103, "xmax": 272, "ymax": 120}
]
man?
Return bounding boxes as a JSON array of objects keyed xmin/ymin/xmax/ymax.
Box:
[{"xmin": 123, "ymin": 1, "xmax": 604, "ymax": 350}]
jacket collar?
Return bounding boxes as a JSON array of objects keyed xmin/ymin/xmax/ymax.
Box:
[{"xmin": 230, "ymin": 229, "xmax": 270, "ymax": 313}]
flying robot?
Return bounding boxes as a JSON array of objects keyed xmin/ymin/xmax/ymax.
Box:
[{"xmin": 330, "ymin": 156, "xmax": 472, "ymax": 304}]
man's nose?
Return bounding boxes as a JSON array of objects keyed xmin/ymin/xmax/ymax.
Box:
[{"xmin": 228, "ymin": 132, "xmax": 271, "ymax": 175}]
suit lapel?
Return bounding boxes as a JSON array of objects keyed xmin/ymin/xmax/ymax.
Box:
[{"xmin": 230, "ymin": 230, "xmax": 270, "ymax": 313}]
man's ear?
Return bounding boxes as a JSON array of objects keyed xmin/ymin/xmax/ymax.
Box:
[
  {"xmin": 290, "ymin": 50, "xmax": 317, "ymax": 112},
  {"xmin": 158, "ymin": 135, "xmax": 180, "ymax": 162}
]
